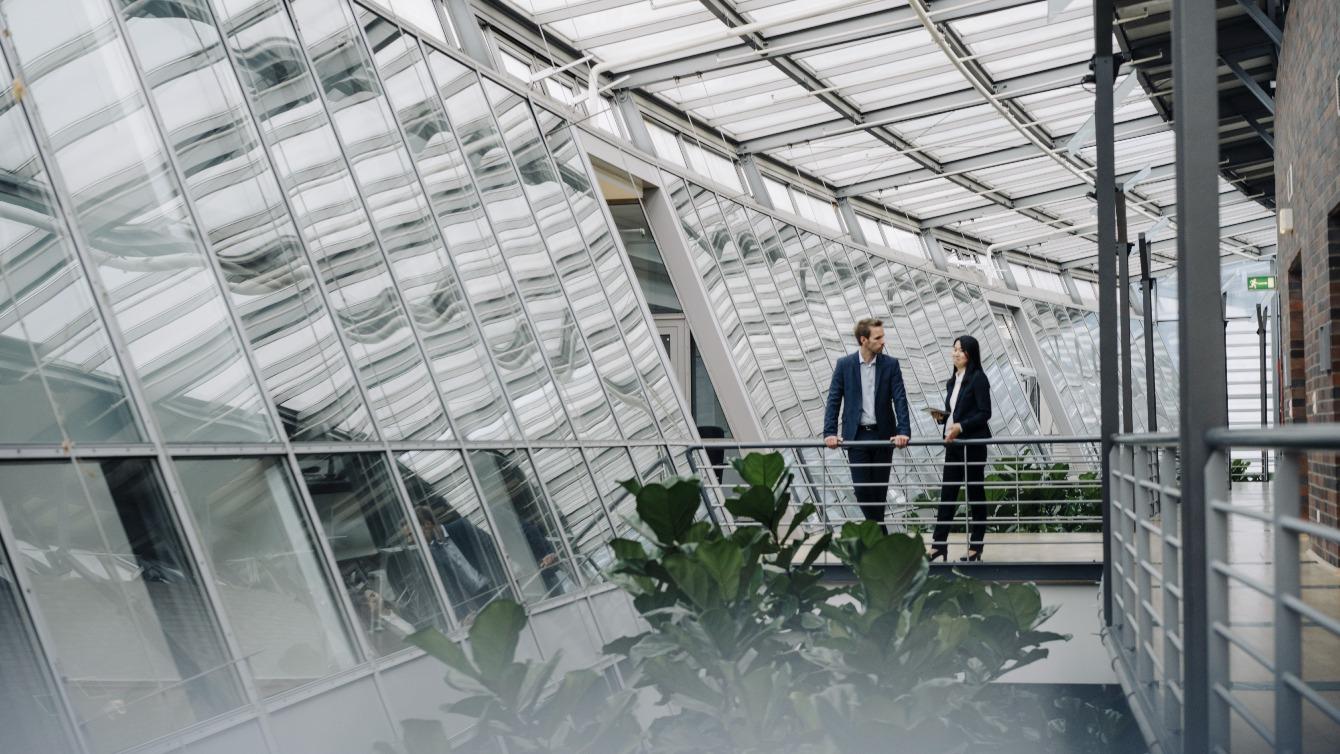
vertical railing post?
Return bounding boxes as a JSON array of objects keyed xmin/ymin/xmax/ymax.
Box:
[
  {"xmin": 1133, "ymin": 446, "xmax": 1154, "ymax": 697},
  {"xmin": 1118, "ymin": 193, "xmax": 1134, "ymax": 434},
  {"xmin": 1093, "ymin": 0, "xmax": 1119, "ymax": 628},
  {"xmin": 1272, "ymin": 450, "xmax": 1303, "ymax": 754},
  {"xmin": 1140, "ymin": 236, "xmax": 1158, "ymax": 432},
  {"xmin": 1115, "ymin": 445, "xmax": 1134, "ymax": 655},
  {"xmin": 1158, "ymin": 446, "xmax": 1183, "ymax": 748},
  {"xmin": 1172, "ymin": 0, "xmax": 1225, "ymax": 747},
  {"xmin": 1204, "ymin": 449, "xmax": 1232, "ymax": 749}
]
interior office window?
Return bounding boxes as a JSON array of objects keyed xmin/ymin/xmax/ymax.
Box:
[
  {"xmin": 1036, "ymin": 270, "xmax": 1066, "ymax": 295},
  {"xmin": 299, "ymin": 454, "xmax": 448, "ymax": 657},
  {"xmin": 361, "ymin": 0, "xmax": 450, "ymax": 44},
  {"xmin": 609, "ymin": 202, "xmax": 683, "ymax": 314},
  {"xmin": 881, "ymin": 222, "xmax": 925, "ymax": 259},
  {"xmin": 467, "ymin": 450, "xmax": 578, "ymax": 604},
  {"xmin": 647, "ymin": 122, "xmax": 687, "ymax": 166},
  {"xmin": 397, "ymin": 450, "xmax": 515, "ymax": 623},
  {"xmin": 682, "ymin": 139, "xmax": 709, "ymax": 178},
  {"xmin": 762, "ymin": 176, "xmax": 792, "ymax": 212},
  {"xmin": 497, "ymin": 47, "xmax": 534, "ymax": 84},
  {"xmin": 592, "ymin": 95, "xmax": 624, "ymax": 138},
  {"xmin": 1010, "ymin": 262, "xmax": 1036, "ymax": 288},
  {"xmin": 856, "ymin": 214, "xmax": 883, "ymax": 247},
  {"xmin": 174, "ymin": 457, "xmax": 358, "ymax": 696},
  {"xmin": 0, "ymin": 460, "xmax": 242, "ymax": 754},
  {"xmin": 701, "ymin": 148, "xmax": 743, "ymax": 193},
  {"xmin": 0, "ymin": 540, "xmax": 77, "ymax": 754}
]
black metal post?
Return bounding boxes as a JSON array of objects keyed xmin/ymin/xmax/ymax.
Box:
[
  {"xmin": 1173, "ymin": 0, "xmax": 1227, "ymax": 748},
  {"xmin": 1258, "ymin": 304, "xmax": 1269, "ymax": 475},
  {"xmin": 1118, "ymin": 191, "xmax": 1133, "ymax": 434},
  {"xmin": 1094, "ymin": 0, "xmax": 1118, "ymax": 628},
  {"xmin": 1140, "ymin": 235, "xmax": 1157, "ymax": 432}
]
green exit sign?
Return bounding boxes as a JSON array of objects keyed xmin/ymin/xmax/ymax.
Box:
[{"xmin": 1247, "ymin": 275, "xmax": 1276, "ymax": 291}]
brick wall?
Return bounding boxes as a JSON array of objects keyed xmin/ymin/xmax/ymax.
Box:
[{"xmin": 1275, "ymin": 0, "xmax": 1340, "ymax": 565}]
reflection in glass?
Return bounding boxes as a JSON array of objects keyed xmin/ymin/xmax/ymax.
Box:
[
  {"xmin": 529, "ymin": 448, "xmax": 613, "ymax": 579},
  {"xmin": 4, "ymin": 0, "xmax": 274, "ymax": 442},
  {"xmin": 354, "ymin": 8, "xmax": 519, "ymax": 440},
  {"xmin": 299, "ymin": 453, "xmax": 447, "ymax": 656},
  {"xmin": 0, "ymin": 540, "xmax": 76, "ymax": 753},
  {"xmin": 174, "ymin": 457, "xmax": 358, "ymax": 695},
  {"xmin": 0, "ymin": 460, "xmax": 241, "ymax": 753},
  {"xmin": 117, "ymin": 0, "xmax": 377, "ymax": 442},
  {"xmin": 582, "ymin": 445, "xmax": 641, "ymax": 539},
  {"xmin": 396, "ymin": 450, "xmax": 515, "ymax": 622},
  {"xmin": 216, "ymin": 0, "xmax": 446, "ymax": 441},
  {"xmin": 537, "ymin": 113, "xmax": 687, "ymax": 438},
  {"xmin": 467, "ymin": 450, "xmax": 577, "ymax": 603},
  {"xmin": 0, "ymin": 44, "xmax": 141, "ymax": 444},
  {"xmin": 481, "ymin": 80, "xmax": 618, "ymax": 440},
  {"xmin": 428, "ymin": 52, "xmax": 574, "ymax": 441}
]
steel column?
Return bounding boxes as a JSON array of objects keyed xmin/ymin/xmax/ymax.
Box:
[
  {"xmin": 1060, "ymin": 270, "xmax": 1084, "ymax": 304},
  {"xmin": 1118, "ymin": 190, "xmax": 1133, "ymax": 434},
  {"xmin": 1272, "ymin": 450, "xmax": 1303, "ymax": 753},
  {"xmin": 1258, "ymin": 304, "xmax": 1270, "ymax": 475},
  {"xmin": 612, "ymin": 90, "xmax": 657, "ymax": 154},
  {"xmin": 1173, "ymin": 0, "xmax": 1227, "ymax": 748},
  {"xmin": 1140, "ymin": 236, "xmax": 1158, "ymax": 432},
  {"xmin": 919, "ymin": 230, "xmax": 950, "ymax": 271},
  {"xmin": 443, "ymin": 0, "xmax": 496, "ymax": 67},
  {"xmin": 1093, "ymin": 0, "xmax": 1118, "ymax": 627},
  {"xmin": 738, "ymin": 154, "xmax": 775, "ymax": 209},
  {"xmin": 836, "ymin": 198, "xmax": 867, "ymax": 245}
]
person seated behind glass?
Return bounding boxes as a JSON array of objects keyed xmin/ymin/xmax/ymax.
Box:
[{"xmin": 413, "ymin": 505, "xmax": 510, "ymax": 621}]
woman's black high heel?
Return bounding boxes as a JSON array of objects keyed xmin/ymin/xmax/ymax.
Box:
[
  {"xmin": 927, "ymin": 546, "xmax": 948, "ymax": 562},
  {"xmin": 958, "ymin": 548, "xmax": 983, "ymax": 562}
]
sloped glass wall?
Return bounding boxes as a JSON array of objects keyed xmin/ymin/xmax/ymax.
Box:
[{"xmin": 0, "ymin": 0, "xmax": 692, "ymax": 751}]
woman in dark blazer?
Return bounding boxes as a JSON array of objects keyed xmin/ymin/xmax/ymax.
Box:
[{"xmin": 928, "ymin": 335, "xmax": 993, "ymax": 562}]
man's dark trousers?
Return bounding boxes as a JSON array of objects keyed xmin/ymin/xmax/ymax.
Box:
[{"xmin": 849, "ymin": 426, "xmax": 893, "ymax": 534}]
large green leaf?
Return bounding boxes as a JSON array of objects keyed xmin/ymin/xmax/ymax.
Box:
[
  {"xmin": 636, "ymin": 479, "xmax": 702, "ymax": 544},
  {"xmin": 854, "ymin": 535, "xmax": 928, "ymax": 613},
  {"xmin": 663, "ymin": 551, "xmax": 717, "ymax": 608},
  {"xmin": 994, "ymin": 582, "xmax": 1043, "ymax": 628},
  {"xmin": 726, "ymin": 486, "xmax": 777, "ymax": 530},
  {"xmin": 468, "ymin": 600, "xmax": 527, "ymax": 680},
  {"xmin": 610, "ymin": 537, "xmax": 648, "ymax": 563},
  {"xmin": 696, "ymin": 538, "xmax": 744, "ymax": 602},
  {"xmin": 734, "ymin": 451, "xmax": 786, "ymax": 489},
  {"xmin": 533, "ymin": 668, "xmax": 601, "ymax": 738},
  {"xmin": 407, "ymin": 627, "xmax": 477, "ymax": 680}
]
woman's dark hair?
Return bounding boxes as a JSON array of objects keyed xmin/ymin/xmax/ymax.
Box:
[{"xmin": 951, "ymin": 335, "xmax": 983, "ymax": 377}]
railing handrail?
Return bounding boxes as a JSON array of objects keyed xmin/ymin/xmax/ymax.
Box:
[
  {"xmin": 1110, "ymin": 432, "xmax": 1179, "ymax": 446},
  {"xmin": 1205, "ymin": 423, "xmax": 1340, "ymax": 450},
  {"xmin": 673, "ymin": 435, "xmax": 1100, "ymax": 450}
]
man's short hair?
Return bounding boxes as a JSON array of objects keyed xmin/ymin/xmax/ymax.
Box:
[{"xmin": 854, "ymin": 318, "xmax": 883, "ymax": 345}]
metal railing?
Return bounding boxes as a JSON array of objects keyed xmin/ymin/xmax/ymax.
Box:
[
  {"xmin": 1107, "ymin": 425, "xmax": 1340, "ymax": 754},
  {"xmin": 679, "ymin": 436, "xmax": 1103, "ymax": 562}
]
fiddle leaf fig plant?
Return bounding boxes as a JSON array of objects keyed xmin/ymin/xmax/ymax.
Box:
[{"xmin": 410, "ymin": 452, "xmax": 1128, "ymax": 754}]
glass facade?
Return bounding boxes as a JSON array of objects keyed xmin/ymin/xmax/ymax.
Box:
[
  {"xmin": 659, "ymin": 174, "xmax": 1044, "ymax": 514},
  {"xmin": 0, "ymin": 1, "xmax": 691, "ymax": 751}
]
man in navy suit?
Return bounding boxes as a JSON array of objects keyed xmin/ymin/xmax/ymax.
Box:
[{"xmin": 823, "ymin": 318, "xmax": 912, "ymax": 534}]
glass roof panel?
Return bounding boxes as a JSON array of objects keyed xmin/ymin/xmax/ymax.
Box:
[
  {"xmin": 505, "ymin": 0, "xmax": 1274, "ymax": 259},
  {"xmin": 550, "ymin": 1, "xmax": 706, "ymax": 43},
  {"xmin": 588, "ymin": 19, "xmax": 734, "ymax": 61},
  {"xmin": 742, "ymin": 0, "xmax": 907, "ymax": 36}
]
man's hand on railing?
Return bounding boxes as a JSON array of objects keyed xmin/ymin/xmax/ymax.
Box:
[
  {"xmin": 892, "ymin": 434, "xmax": 910, "ymax": 448},
  {"xmin": 824, "ymin": 435, "xmax": 841, "ymax": 449},
  {"xmin": 944, "ymin": 423, "xmax": 962, "ymax": 442}
]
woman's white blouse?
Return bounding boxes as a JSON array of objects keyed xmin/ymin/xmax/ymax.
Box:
[{"xmin": 948, "ymin": 371, "xmax": 965, "ymax": 422}]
